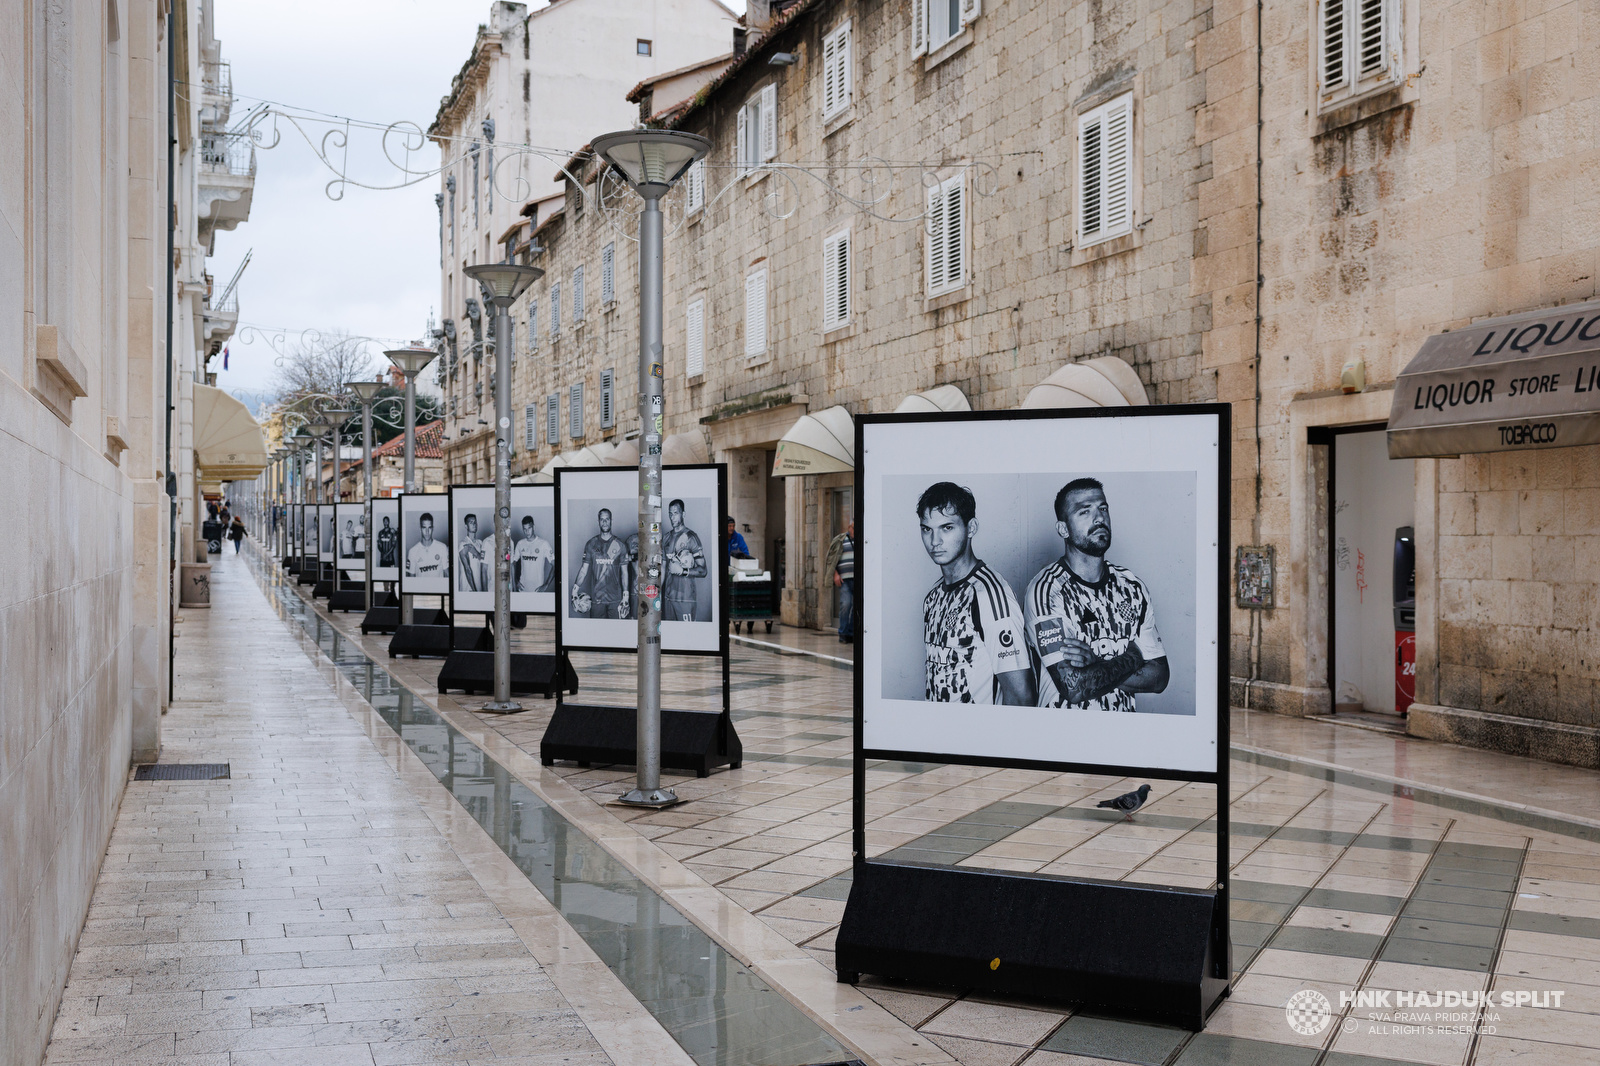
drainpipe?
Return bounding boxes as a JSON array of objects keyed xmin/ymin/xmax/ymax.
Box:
[{"xmin": 165, "ymin": 0, "xmax": 178, "ymax": 706}]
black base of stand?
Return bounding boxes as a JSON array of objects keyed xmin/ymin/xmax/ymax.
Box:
[
  {"xmin": 539, "ymin": 704, "xmax": 742, "ymax": 778},
  {"xmin": 389, "ymin": 624, "xmax": 490, "ymax": 658},
  {"xmin": 285, "ymin": 558, "xmax": 301, "ymax": 575},
  {"xmin": 437, "ymin": 651, "xmax": 578, "ymax": 698},
  {"xmin": 360, "ymin": 604, "xmax": 443, "ymax": 634},
  {"xmin": 311, "ymin": 580, "xmax": 333, "ymax": 598},
  {"xmin": 297, "ymin": 568, "xmax": 316, "ymax": 586},
  {"xmin": 328, "ymin": 589, "xmax": 367, "ymax": 612},
  {"xmin": 835, "ymin": 861, "xmax": 1230, "ymax": 1030}
]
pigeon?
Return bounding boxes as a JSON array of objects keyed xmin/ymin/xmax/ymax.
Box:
[{"xmin": 1096, "ymin": 784, "xmax": 1151, "ymax": 819}]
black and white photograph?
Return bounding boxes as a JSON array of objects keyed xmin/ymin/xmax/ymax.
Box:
[
  {"xmin": 398, "ymin": 493, "xmax": 451, "ymax": 597},
  {"xmin": 449, "ymin": 486, "xmax": 495, "ymax": 614},
  {"xmin": 334, "ymin": 503, "xmax": 366, "ymax": 574},
  {"xmin": 860, "ymin": 411, "xmax": 1224, "ymax": 775},
  {"xmin": 301, "ymin": 504, "xmax": 317, "ymax": 560},
  {"xmin": 509, "ymin": 484, "xmax": 556, "ymax": 615},
  {"xmin": 369, "ymin": 498, "xmax": 401, "ymax": 583},
  {"xmin": 557, "ymin": 466, "xmax": 723, "ymax": 653},
  {"xmin": 318, "ymin": 506, "xmax": 336, "ymax": 564}
]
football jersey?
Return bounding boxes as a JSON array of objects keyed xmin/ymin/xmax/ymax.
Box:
[
  {"xmin": 1025, "ymin": 560, "xmax": 1164, "ymax": 713},
  {"xmin": 513, "ymin": 536, "xmax": 554, "ymax": 592},
  {"xmin": 376, "ymin": 527, "xmax": 398, "ymax": 566},
  {"xmin": 922, "ymin": 561, "xmax": 1029, "ymax": 704},
  {"xmin": 663, "ymin": 527, "xmax": 706, "ymax": 604},
  {"xmin": 407, "ymin": 539, "xmax": 449, "ymax": 580},
  {"xmin": 582, "ymin": 534, "xmax": 627, "ymax": 603}
]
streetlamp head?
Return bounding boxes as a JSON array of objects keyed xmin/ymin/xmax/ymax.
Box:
[
  {"xmin": 385, "ymin": 346, "xmax": 438, "ymax": 378},
  {"xmin": 463, "ymin": 263, "xmax": 543, "ymax": 308},
  {"xmin": 346, "ymin": 380, "xmax": 386, "ymax": 405},
  {"xmin": 591, "ymin": 129, "xmax": 710, "ymax": 198},
  {"xmin": 304, "ymin": 422, "xmax": 333, "ymax": 440}
]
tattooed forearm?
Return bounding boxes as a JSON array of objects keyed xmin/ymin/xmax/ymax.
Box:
[{"xmin": 1048, "ymin": 645, "xmax": 1145, "ymax": 705}]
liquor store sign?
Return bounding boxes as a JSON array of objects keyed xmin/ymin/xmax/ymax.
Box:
[{"xmin": 1389, "ymin": 300, "xmax": 1600, "ymax": 458}]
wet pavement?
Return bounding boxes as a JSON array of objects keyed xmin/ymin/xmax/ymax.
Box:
[{"xmin": 45, "ymin": 549, "xmax": 1600, "ymax": 1066}]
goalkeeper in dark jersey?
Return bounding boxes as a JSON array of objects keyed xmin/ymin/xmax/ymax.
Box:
[
  {"xmin": 375, "ymin": 516, "xmax": 398, "ymax": 569},
  {"xmin": 571, "ymin": 508, "xmax": 628, "ymax": 618},
  {"xmin": 663, "ymin": 499, "xmax": 707, "ymax": 622},
  {"xmin": 916, "ymin": 482, "xmax": 1034, "ymax": 705}
]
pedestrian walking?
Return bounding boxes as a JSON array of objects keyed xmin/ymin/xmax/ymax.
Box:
[
  {"xmin": 228, "ymin": 515, "xmax": 246, "ymax": 553},
  {"xmin": 825, "ymin": 519, "xmax": 855, "ymax": 644}
]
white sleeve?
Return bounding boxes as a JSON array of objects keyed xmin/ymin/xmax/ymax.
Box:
[
  {"xmin": 983, "ymin": 587, "xmax": 1029, "ymax": 676},
  {"xmin": 1133, "ymin": 579, "xmax": 1165, "ymax": 660}
]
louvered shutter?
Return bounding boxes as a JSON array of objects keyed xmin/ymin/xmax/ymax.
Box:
[
  {"xmin": 550, "ymin": 282, "xmax": 561, "ymax": 334},
  {"xmin": 925, "ymin": 182, "xmax": 947, "ymax": 294},
  {"xmin": 547, "ymin": 395, "xmax": 559, "ymax": 444},
  {"xmin": 569, "ymin": 382, "xmax": 583, "ymax": 438},
  {"xmin": 822, "ymin": 25, "xmax": 851, "ymax": 119},
  {"xmin": 600, "ymin": 368, "xmax": 615, "ymax": 429},
  {"xmin": 944, "ymin": 178, "xmax": 965, "ymax": 289},
  {"xmin": 823, "ymin": 231, "xmax": 849, "ymax": 330},
  {"xmin": 686, "ymin": 299, "xmax": 705, "ymax": 377},
  {"xmin": 686, "ymin": 161, "xmax": 705, "ymax": 212},
  {"xmin": 744, "ymin": 271, "xmax": 767, "ymax": 358},
  {"xmin": 912, "ymin": 0, "xmax": 928, "ymax": 55},
  {"xmin": 759, "ymin": 84, "xmax": 777, "ymax": 161},
  {"xmin": 822, "ymin": 32, "xmax": 838, "ymax": 117},
  {"xmin": 1078, "ymin": 95, "xmax": 1134, "ymax": 247},
  {"xmin": 735, "ymin": 107, "xmax": 749, "ymax": 176},
  {"xmin": 960, "ymin": 0, "xmax": 981, "ymax": 27},
  {"xmin": 524, "ymin": 403, "xmax": 537, "ymax": 450},
  {"xmin": 1320, "ymin": 0, "xmax": 1348, "ymax": 94},
  {"xmin": 601, "ymin": 244, "xmax": 615, "ymax": 304},
  {"xmin": 572, "ymin": 265, "xmax": 585, "ymax": 321},
  {"xmin": 529, "ymin": 299, "xmax": 538, "ymax": 349}
]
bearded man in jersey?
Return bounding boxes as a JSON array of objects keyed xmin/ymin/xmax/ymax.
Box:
[
  {"xmin": 1025, "ymin": 478, "xmax": 1169, "ymax": 712},
  {"xmin": 917, "ymin": 483, "xmax": 1034, "ymax": 705},
  {"xmin": 663, "ymin": 499, "xmax": 707, "ymax": 622},
  {"xmin": 572, "ymin": 508, "xmax": 628, "ymax": 618}
]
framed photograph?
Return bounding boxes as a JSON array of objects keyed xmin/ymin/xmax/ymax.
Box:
[
  {"xmin": 398, "ymin": 492, "xmax": 451, "ymax": 597},
  {"xmin": 556, "ymin": 465, "xmax": 724, "ymax": 654},
  {"xmin": 300, "ymin": 505, "xmax": 316, "ymax": 561},
  {"xmin": 318, "ymin": 505, "xmax": 335, "ymax": 564},
  {"xmin": 858, "ymin": 407, "xmax": 1229, "ymax": 779},
  {"xmin": 449, "ymin": 486, "xmax": 496, "ymax": 615},
  {"xmin": 334, "ymin": 503, "xmax": 366, "ymax": 575},
  {"xmin": 369, "ymin": 498, "xmax": 401, "ymax": 583},
  {"xmin": 510, "ymin": 484, "xmax": 557, "ymax": 615}
]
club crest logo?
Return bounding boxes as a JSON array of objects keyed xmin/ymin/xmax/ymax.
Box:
[{"xmin": 1285, "ymin": 990, "xmax": 1332, "ymax": 1036}]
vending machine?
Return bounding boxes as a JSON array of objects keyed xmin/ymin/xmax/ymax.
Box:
[{"xmin": 1393, "ymin": 526, "xmax": 1416, "ymax": 714}]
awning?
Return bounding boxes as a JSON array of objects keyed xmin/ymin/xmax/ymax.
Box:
[
  {"xmin": 1021, "ymin": 356, "xmax": 1147, "ymax": 408},
  {"xmin": 894, "ymin": 384, "xmax": 971, "ymax": 413},
  {"xmin": 772, "ymin": 405, "xmax": 854, "ymax": 476},
  {"xmin": 531, "ymin": 453, "xmax": 572, "ymax": 484},
  {"xmin": 1388, "ymin": 299, "xmax": 1600, "ymax": 458},
  {"xmin": 662, "ymin": 431, "xmax": 709, "ymax": 465},
  {"xmin": 564, "ymin": 443, "xmax": 617, "ymax": 467},
  {"xmin": 193, "ymin": 382, "xmax": 269, "ymax": 490}
]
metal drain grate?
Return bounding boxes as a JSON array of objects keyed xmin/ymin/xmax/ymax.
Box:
[{"xmin": 133, "ymin": 763, "xmax": 231, "ymax": 781}]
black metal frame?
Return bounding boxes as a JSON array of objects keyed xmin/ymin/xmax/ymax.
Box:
[
  {"xmin": 395, "ymin": 491, "xmax": 453, "ymax": 601},
  {"xmin": 444, "ymin": 483, "xmax": 559, "ymax": 620},
  {"xmin": 841, "ymin": 404, "xmax": 1233, "ymax": 1028}
]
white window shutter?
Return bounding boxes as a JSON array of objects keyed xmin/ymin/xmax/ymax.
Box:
[
  {"xmin": 960, "ymin": 0, "xmax": 981, "ymax": 28},
  {"xmin": 524, "ymin": 403, "xmax": 537, "ymax": 450},
  {"xmin": 744, "ymin": 271, "xmax": 767, "ymax": 358},
  {"xmin": 601, "ymin": 244, "xmax": 615, "ymax": 304},
  {"xmin": 569, "ymin": 382, "xmax": 583, "ymax": 438},
  {"xmin": 572, "ymin": 265, "xmax": 584, "ymax": 321},
  {"xmin": 821, "ymin": 32, "xmax": 838, "ymax": 117},
  {"xmin": 547, "ymin": 395, "xmax": 559, "ymax": 445},
  {"xmin": 735, "ymin": 107, "xmax": 749, "ymax": 175},
  {"xmin": 944, "ymin": 178, "xmax": 965, "ymax": 289},
  {"xmin": 759, "ymin": 83, "xmax": 777, "ymax": 161},
  {"xmin": 529, "ymin": 299, "xmax": 538, "ymax": 349},
  {"xmin": 550, "ymin": 282, "xmax": 561, "ymax": 334},
  {"xmin": 925, "ymin": 182, "xmax": 946, "ymax": 294},
  {"xmin": 687, "ymin": 161, "xmax": 705, "ymax": 212},
  {"xmin": 1102, "ymin": 96, "xmax": 1132, "ymax": 239},
  {"xmin": 822, "ymin": 25, "xmax": 851, "ymax": 119},
  {"xmin": 1320, "ymin": 0, "xmax": 1348, "ymax": 94},
  {"xmin": 1079, "ymin": 110, "xmax": 1104, "ymax": 241},
  {"xmin": 686, "ymin": 299, "xmax": 705, "ymax": 377},
  {"xmin": 823, "ymin": 231, "xmax": 850, "ymax": 330},
  {"xmin": 912, "ymin": 0, "xmax": 928, "ymax": 55},
  {"xmin": 600, "ymin": 368, "xmax": 614, "ymax": 429}
]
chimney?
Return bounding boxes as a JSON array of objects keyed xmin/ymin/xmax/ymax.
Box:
[{"xmin": 747, "ymin": 0, "xmax": 772, "ymax": 33}]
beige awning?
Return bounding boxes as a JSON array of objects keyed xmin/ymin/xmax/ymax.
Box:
[
  {"xmin": 605, "ymin": 439, "xmax": 640, "ymax": 466},
  {"xmin": 772, "ymin": 405, "xmax": 854, "ymax": 476},
  {"xmin": 662, "ymin": 431, "xmax": 709, "ymax": 465},
  {"xmin": 894, "ymin": 384, "xmax": 971, "ymax": 413},
  {"xmin": 532, "ymin": 453, "xmax": 572, "ymax": 484},
  {"xmin": 565, "ymin": 443, "xmax": 617, "ymax": 467},
  {"xmin": 1389, "ymin": 299, "xmax": 1600, "ymax": 458},
  {"xmin": 1020, "ymin": 356, "xmax": 1148, "ymax": 408},
  {"xmin": 194, "ymin": 383, "xmax": 269, "ymax": 490}
]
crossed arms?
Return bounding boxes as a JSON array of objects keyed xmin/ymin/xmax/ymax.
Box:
[{"xmin": 1044, "ymin": 639, "xmax": 1169, "ymax": 706}]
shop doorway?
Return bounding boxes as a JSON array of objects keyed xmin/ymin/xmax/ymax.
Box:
[
  {"xmin": 1329, "ymin": 428, "xmax": 1416, "ymax": 715},
  {"xmin": 764, "ymin": 449, "xmax": 786, "ymax": 608}
]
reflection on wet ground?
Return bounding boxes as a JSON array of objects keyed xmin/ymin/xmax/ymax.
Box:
[{"xmin": 257, "ymin": 566, "xmax": 849, "ymax": 1066}]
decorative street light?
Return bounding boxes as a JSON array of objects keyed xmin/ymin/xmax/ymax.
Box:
[
  {"xmin": 463, "ymin": 261, "xmax": 544, "ymax": 714},
  {"xmin": 590, "ymin": 128, "xmax": 711, "ymax": 808},
  {"xmin": 347, "ymin": 380, "xmax": 387, "ymax": 612},
  {"xmin": 384, "ymin": 346, "xmax": 439, "ymax": 625}
]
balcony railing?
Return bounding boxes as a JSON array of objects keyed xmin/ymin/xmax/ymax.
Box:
[{"xmin": 201, "ymin": 132, "xmax": 255, "ymax": 177}]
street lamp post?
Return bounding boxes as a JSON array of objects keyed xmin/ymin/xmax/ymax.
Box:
[
  {"xmin": 463, "ymin": 262, "xmax": 544, "ymax": 713},
  {"xmin": 347, "ymin": 381, "xmax": 386, "ymax": 612},
  {"xmin": 384, "ymin": 347, "xmax": 439, "ymax": 625},
  {"xmin": 591, "ymin": 128, "xmax": 710, "ymax": 808}
]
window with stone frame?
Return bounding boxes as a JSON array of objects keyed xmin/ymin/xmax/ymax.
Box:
[
  {"xmin": 735, "ymin": 84, "xmax": 777, "ymax": 176},
  {"xmin": 912, "ymin": 0, "xmax": 980, "ymax": 55},
  {"xmin": 822, "ymin": 229, "xmax": 850, "ymax": 330},
  {"xmin": 744, "ymin": 269, "xmax": 769, "ymax": 359},
  {"xmin": 685, "ymin": 161, "xmax": 706, "ymax": 214},
  {"xmin": 924, "ymin": 174, "xmax": 966, "ymax": 297},
  {"xmin": 685, "ymin": 298, "xmax": 706, "ymax": 377},
  {"xmin": 1316, "ymin": 0, "xmax": 1402, "ymax": 110},
  {"xmin": 821, "ymin": 22, "xmax": 852, "ymax": 120},
  {"xmin": 1076, "ymin": 92, "xmax": 1134, "ymax": 249}
]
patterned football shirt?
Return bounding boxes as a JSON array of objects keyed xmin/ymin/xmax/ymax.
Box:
[
  {"xmin": 922, "ymin": 561, "xmax": 1029, "ymax": 704},
  {"xmin": 581, "ymin": 534, "xmax": 627, "ymax": 604},
  {"xmin": 1025, "ymin": 560, "xmax": 1164, "ymax": 712}
]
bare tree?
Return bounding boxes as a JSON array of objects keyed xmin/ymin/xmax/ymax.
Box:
[{"xmin": 271, "ymin": 332, "xmax": 377, "ymax": 424}]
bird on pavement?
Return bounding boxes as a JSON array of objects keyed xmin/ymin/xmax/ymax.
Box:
[{"xmin": 1096, "ymin": 784, "xmax": 1151, "ymax": 820}]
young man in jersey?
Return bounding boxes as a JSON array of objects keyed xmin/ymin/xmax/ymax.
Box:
[
  {"xmin": 1025, "ymin": 478, "xmax": 1169, "ymax": 712},
  {"xmin": 572, "ymin": 508, "xmax": 628, "ymax": 618},
  {"xmin": 663, "ymin": 499, "xmax": 707, "ymax": 622},
  {"xmin": 512, "ymin": 514, "xmax": 554, "ymax": 593},
  {"xmin": 917, "ymin": 482, "xmax": 1035, "ymax": 705},
  {"xmin": 340, "ymin": 519, "xmax": 359, "ymax": 560},
  {"xmin": 376, "ymin": 516, "xmax": 398, "ymax": 569},
  {"xmin": 458, "ymin": 512, "xmax": 491, "ymax": 592},
  {"xmin": 406, "ymin": 511, "xmax": 449, "ymax": 584}
]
